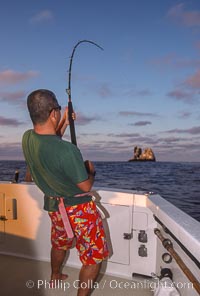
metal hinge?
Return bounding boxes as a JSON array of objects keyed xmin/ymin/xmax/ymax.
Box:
[
  {"xmin": 0, "ymin": 215, "xmax": 7, "ymax": 221},
  {"xmin": 124, "ymin": 229, "xmax": 133, "ymax": 240}
]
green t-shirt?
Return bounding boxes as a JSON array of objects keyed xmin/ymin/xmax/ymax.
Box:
[{"xmin": 22, "ymin": 130, "xmax": 92, "ymax": 211}]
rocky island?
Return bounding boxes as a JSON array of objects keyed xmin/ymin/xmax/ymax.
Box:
[{"xmin": 128, "ymin": 146, "xmax": 156, "ymax": 162}]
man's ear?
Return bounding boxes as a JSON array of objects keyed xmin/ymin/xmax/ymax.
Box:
[
  {"xmin": 49, "ymin": 109, "xmax": 61, "ymax": 128},
  {"xmin": 49, "ymin": 109, "xmax": 57, "ymax": 123}
]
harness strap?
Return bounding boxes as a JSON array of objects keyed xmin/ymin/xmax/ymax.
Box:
[
  {"xmin": 53, "ymin": 192, "xmax": 105, "ymax": 238},
  {"xmin": 58, "ymin": 198, "xmax": 74, "ymax": 238}
]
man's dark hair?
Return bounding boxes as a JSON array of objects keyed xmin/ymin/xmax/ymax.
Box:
[{"xmin": 27, "ymin": 89, "xmax": 59, "ymax": 124}]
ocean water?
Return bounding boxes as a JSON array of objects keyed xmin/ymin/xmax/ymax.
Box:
[{"xmin": 0, "ymin": 160, "xmax": 200, "ymax": 222}]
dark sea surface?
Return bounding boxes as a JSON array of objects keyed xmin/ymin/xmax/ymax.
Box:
[{"xmin": 0, "ymin": 160, "xmax": 200, "ymax": 222}]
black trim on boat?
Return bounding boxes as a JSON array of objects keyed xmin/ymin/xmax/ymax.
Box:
[
  {"xmin": 153, "ymin": 215, "xmax": 200, "ymax": 270},
  {"xmin": 132, "ymin": 272, "xmax": 152, "ymax": 279}
]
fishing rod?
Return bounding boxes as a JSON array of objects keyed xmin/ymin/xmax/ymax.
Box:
[
  {"xmin": 66, "ymin": 40, "xmax": 103, "ymax": 146},
  {"xmin": 154, "ymin": 228, "xmax": 200, "ymax": 294}
]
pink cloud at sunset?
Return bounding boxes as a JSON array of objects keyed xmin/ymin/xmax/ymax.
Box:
[
  {"xmin": 0, "ymin": 70, "xmax": 38, "ymax": 85},
  {"xmin": 184, "ymin": 70, "xmax": 200, "ymax": 89},
  {"xmin": 168, "ymin": 3, "xmax": 200, "ymax": 27}
]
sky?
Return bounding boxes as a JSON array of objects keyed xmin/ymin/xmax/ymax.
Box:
[{"xmin": 0, "ymin": 0, "xmax": 200, "ymax": 162}]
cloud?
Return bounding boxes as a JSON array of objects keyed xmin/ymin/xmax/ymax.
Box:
[
  {"xmin": 196, "ymin": 41, "xmax": 200, "ymax": 51},
  {"xmin": 106, "ymin": 131, "xmax": 200, "ymax": 149},
  {"xmin": 164, "ymin": 126, "xmax": 200, "ymax": 135},
  {"xmin": 81, "ymin": 132, "xmax": 101, "ymax": 136},
  {"xmin": 150, "ymin": 53, "xmax": 200, "ymax": 70},
  {"xmin": 178, "ymin": 111, "xmax": 192, "ymax": 119},
  {"xmin": 88, "ymin": 140, "xmax": 125, "ymax": 149},
  {"xmin": 175, "ymin": 59, "xmax": 200, "ymax": 69},
  {"xmin": 167, "ymin": 89, "xmax": 196, "ymax": 103},
  {"xmin": 30, "ymin": 10, "xmax": 54, "ymax": 24},
  {"xmin": 0, "ymin": 91, "xmax": 26, "ymax": 104},
  {"xmin": 150, "ymin": 53, "xmax": 176, "ymax": 68},
  {"xmin": 184, "ymin": 70, "xmax": 200, "ymax": 89},
  {"xmin": 131, "ymin": 121, "xmax": 152, "ymax": 126},
  {"xmin": 119, "ymin": 111, "xmax": 159, "ymax": 117},
  {"xmin": 167, "ymin": 69, "xmax": 200, "ymax": 104},
  {"xmin": 0, "ymin": 116, "xmax": 24, "ymax": 126},
  {"xmin": 79, "ymin": 140, "xmax": 134, "ymax": 161},
  {"xmin": 126, "ymin": 136, "xmax": 159, "ymax": 145},
  {"xmin": 160, "ymin": 136, "xmax": 182, "ymax": 144},
  {"xmin": 137, "ymin": 89, "xmax": 152, "ymax": 96},
  {"xmin": 167, "ymin": 3, "xmax": 200, "ymax": 27},
  {"xmin": 0, "ymin": 70, "xmax": 38, "ymax": 85},
  {"xmin": 97, "ymin": 83, "xmax": 113, "ymax": 98},
  {"xmin": 76, "ymin": 113, "xmax": 100, "ymax": 125},
  {"xmin": 106, "ymin": 132, "xmax": 160, "ymax": 146},
  {"xmin": 108, "ymin": 132, "xmax": 140, "ymax": 138},
  {"xmin": 125, "ymin": 88, "xmax": 153, "ymax": 97},
  {"xmin": 0, "ymin": 142, "xmax": 23, "ymax": 160}
]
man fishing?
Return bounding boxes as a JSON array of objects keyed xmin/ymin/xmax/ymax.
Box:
[{"xmin": 22, "ymin": 89, "xmax": 109, "ymax": 296}]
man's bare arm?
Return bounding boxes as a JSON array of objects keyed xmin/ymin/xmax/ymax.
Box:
[
  {"xmin": 76, "ymin": 175, "xmax": 95, "ymax": 192},
  {"xmin": 76, "ymin": 160, "xmax": 96, "ymax": 192}
]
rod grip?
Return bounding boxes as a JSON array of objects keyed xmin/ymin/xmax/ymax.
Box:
[{"xmin": 68, "ymin": 101, "xmax": 77, "ymax": 146}]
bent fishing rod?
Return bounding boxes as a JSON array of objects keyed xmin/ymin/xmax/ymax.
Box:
[{"xmin": 66, "ymin": 40, "xmax": 103, "ymax": 146}]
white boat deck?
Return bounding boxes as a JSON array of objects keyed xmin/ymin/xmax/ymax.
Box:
[
  {"xmin": 1, "ymin": 183, "xmax": 200, "ymax": 296},
  {"xmin": 0, "ymin": 254, "xmax": 153, "ymax": 296}
]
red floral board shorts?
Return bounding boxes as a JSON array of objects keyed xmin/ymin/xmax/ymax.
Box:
[{"xmin": 48, "ymin": 201, "xmax": 109, "ymax": 265}]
